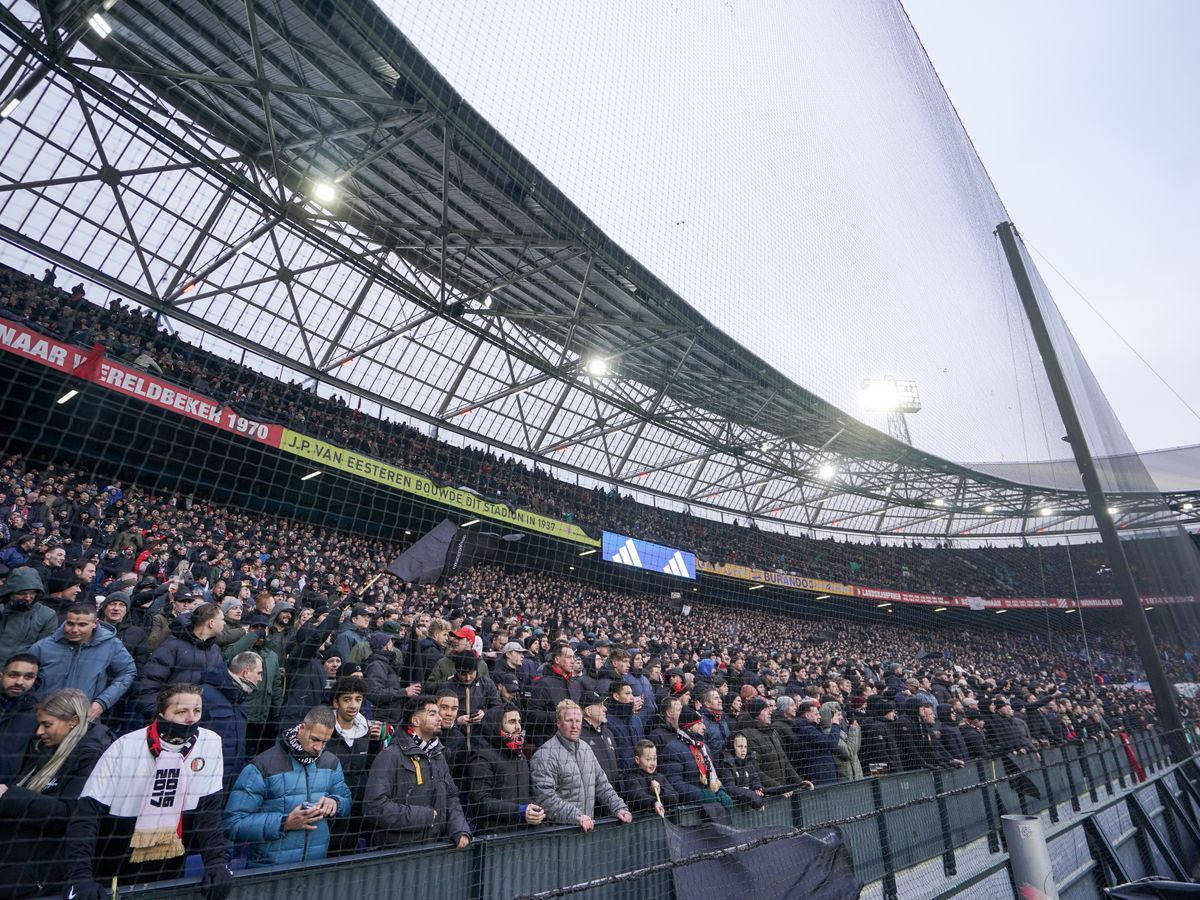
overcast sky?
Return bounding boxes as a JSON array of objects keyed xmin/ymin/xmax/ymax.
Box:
[
  {"xmin": 903, "ymin": 0, "xmax": 1200, "ymax": 453},
  {"xmin": 382, "ymin": 1, "xmax": 1199, "ymax": 462}
]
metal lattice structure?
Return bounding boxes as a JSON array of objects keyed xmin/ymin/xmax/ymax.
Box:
[{"xmin": 0, "ymin": 0, "xmax": 1194, "ymax": 541}]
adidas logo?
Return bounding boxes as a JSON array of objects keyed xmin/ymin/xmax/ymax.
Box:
[
  {"xmin": 612, "ymin": 539, "xmax": 642, "ymax": 568},
  {"xmin": 662, "ymin": 551, "xmax": 691, "ymax": 578}
]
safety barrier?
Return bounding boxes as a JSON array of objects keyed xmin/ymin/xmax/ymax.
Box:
[{"xmin": 124, "ymin": 731, "xmax": 1195, "ymax": 899}]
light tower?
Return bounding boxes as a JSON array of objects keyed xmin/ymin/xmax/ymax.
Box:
[{"xmin": 861, "ymin": 378, "xmax": 921, "ymax": 445}]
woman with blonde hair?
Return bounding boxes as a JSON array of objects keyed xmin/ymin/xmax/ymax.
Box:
[{"xmin": 0, "ymin": 688, "xmax": 113, "ymax": 897}]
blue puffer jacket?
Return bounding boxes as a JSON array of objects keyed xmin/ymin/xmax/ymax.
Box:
[
  {"xmin": 224, "ymin": 735, "xmax": 352, "ymax": 867},
  {"xmin": 28, "ymin": 621, "xmax": 137, "ymax": 713}
]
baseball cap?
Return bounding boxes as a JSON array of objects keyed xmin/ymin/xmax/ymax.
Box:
[
  {"xmin": 579, "ymin": 690, "xmax": 607, "ymax": 708},
  {"xmin": 500, "ymin": 641, "xmax": 528, "ymax": 654},
  {"xmin": 451, "ymin": 625, "xmax": 476, "ymax": 641},
  {"xmin": 494, "ymin": 672, "xmax": 519, "ymax": 692}
]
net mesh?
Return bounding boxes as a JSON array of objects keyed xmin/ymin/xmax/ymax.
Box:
[{"xmin": 0, "ymin": 1, "xmax": 1196, "ymax": 898}]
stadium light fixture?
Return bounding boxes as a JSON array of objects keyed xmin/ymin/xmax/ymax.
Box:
[
  {"xmin": 860, "ymin": 378, "xmax": 921, "ymax": 413},
  {"xmin": 461, "ymin": 518, "xmax": 480, "ymax": 527},
  {"xmin": 88, "ymin": 13, "xmax": 113, "ymax": 37},
  {"xmin": 482, "ymin": 293, "xmax": 494, "ymax": 309},
  {"xmin": 817, "ymin": 463, "xmax": 836, "ymax": 480},
  {"xmin": 56, "ymin": 389, "xmax": 79, "ymax": 405},
  {"xmin": 1106, "ymin": 506, "xmax": 1118, "ymax": 515},
  {"xmin": 995, "ymin": 609, "xmax": 1007, "ymax": 615},
  {"xmin": 579, "ymin": 549, "xmax": 596, "ymax": 556},
  {"xmin": 568, "ymin": 566, "xmax": 574, "ymax": 571},
  {"xmin": 1064, "ymin": 608, "xmax": 1077, "ymax": 615},
  {"xmin": 404, "ymin": 530, "xmax": 412, "ymax": 536},
  {"xmin": 933, "ymin": 607, "xmax": 946, "ymax": 613},
  {"xmin": 983, "ymin": 505, "xmax": 995, "ymax": 513},
  {"xmin": 1040, "ymin": 507, "xmax": 1053, "ymax": 517},
  {"xmin": 312, "ymin": 181, "xmax": 337, "ymax": 204},
  {"xmin": 932, "ymin": 497, "xmax": 944, "ymax": 507},
  {"xmin": 1183, "ymin": 502, "xmax": 1194, "ymax": 512},
  {"xmin": 814, "ymin": 594, "xmax": 830, "ymax": 600},
  {"xmin": 748, "ymin": 583, "xmax": 765, "ymax": 591},
  {"xmin": 300, "ymin": 470, "xmax": 320, "ymax": 481},
  {"xmin": 0, "ymin": 96, "xmax": 20, "ymax": 119},
  {"xmin": 876, "ymin": 602, "xmax": 891, "ymax": 608},
  {"xmin": 585, "ymin": 357, "xmax": 609, "ymax": 377}
]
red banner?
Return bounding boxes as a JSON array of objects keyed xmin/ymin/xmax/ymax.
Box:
[{"xmin": 0, "ymin": 319, "xmax": 282, "ymax": 447}]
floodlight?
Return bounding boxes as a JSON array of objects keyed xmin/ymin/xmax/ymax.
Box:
[
  {"xmin": 933, "ymin": 607, "xmax": 946, "ymax": 613},
  {"xmin": 88, "ymin": 13, "xmax": 112, "ymax": 37},
  {"xmin": 817, "ymin": 463, "xmax": 836, "ymax": 480},
  {"xmin": 932, "ymin": 497, "xmax": 944, "ymax": 507},
  {"xmin": 312, "ymin": 181, "xmax": 337, "ymax": 204},
  {"xmin": 861, "ymin": 378, "xmax": 921, "ymax": 414},
  {"xmin": 482, "ymin": 293, "xmax": 494, "ymax": 309},
  {"xmin": 300, "ymin": 471, "xmax": 320, "ymax": 481},
  {"xmin": 1183, "ymin": 502, "xmax": 1194, "ymax": 512},
  {"xmin": 1040, "ymin": 507, "xmax": 1053, "ymax": 517},
  {"xmin": 983, "ymin": 505, "xmax": 995, "ymax": 513},
  {"xmin": 579, "ymin": 549, "xmax": 596, "ymax": 557},
  {"xmin": 56, "ymin": 389, "xmax": 79, "ymax": 405},
  {"xmin": 585, "ymin": 357, "xmax": 609, "ymax": 377},
  {"xmin": 1106, "ymin": 507, "xmax": 1118, "ymax": 515},
  {"xmin": 0, "ymin": 97, "xmax": 18, "ymax": 119},
  {"xmin": 462, "ymin": 518, "xmax": 480, "ymax": 527},
  {"xmin": 748, "ymin": 584, "xmax": 764, "ymax": 591}
]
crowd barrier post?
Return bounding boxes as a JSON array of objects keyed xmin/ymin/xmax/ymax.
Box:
[
  {"xmin": 870, "ymin": 774, "xmax": 899, "ymax": 900},
  {"xmin": 1039, "ymin": 749, "xmax": 1060, "ymax": 825},
  {"xmin": 976, "ymin": 758, "xmax": 1001, "ymax": 854},
  {"xmin": 1094, "ymin": 738, "xmax": 1115, "ymax": 797},
  {"xmin": 931, "ymin": 769, "xmax": 957, "ymax": 877},
  {"xmin": 1077, "ymin": 741, "xmax": 1100, "ymax": 804}
]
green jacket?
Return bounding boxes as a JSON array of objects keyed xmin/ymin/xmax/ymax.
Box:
[{"xmin": 223, "ymin": 630, "xmax": 282, "ymax": 725}]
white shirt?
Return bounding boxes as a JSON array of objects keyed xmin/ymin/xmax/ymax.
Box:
[{"xmin": 81, "ymin": 727, "xmax": 224, "ymax": 817}]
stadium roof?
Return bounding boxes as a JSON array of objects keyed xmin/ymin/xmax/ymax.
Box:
[{"xmin": 0, "ymin": 0, "xmax": 1194, "ymax": 540}]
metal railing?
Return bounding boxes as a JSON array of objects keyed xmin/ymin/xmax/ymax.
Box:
[{"xmin": 122, "ymin": 729, "xmax": 1197, "ymax": 900}]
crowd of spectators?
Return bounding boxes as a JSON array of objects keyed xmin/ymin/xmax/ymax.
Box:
[
  {"xmin": 1, "ymin": 263, "xmax": 1184, "ymax": 604},
  {"xmin": 0, "ymin": 451, "xmax": 1193, "ymax": 898}
]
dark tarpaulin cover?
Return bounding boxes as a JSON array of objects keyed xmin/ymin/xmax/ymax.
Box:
[{"xmin": 664, "ymin": 820, "xmax": 861, "ymax": 900}]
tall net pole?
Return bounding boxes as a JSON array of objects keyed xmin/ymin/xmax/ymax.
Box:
[{"xmin": 996, "ymin": 219, "xmax": 1188, "ymax": 762}]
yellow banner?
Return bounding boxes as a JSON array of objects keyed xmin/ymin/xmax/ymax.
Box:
[
  {"xmin": 695, "ymin": 559, "xmax": 857, "ymax": 597},
  {"xmin": 278, "ymin": 429, "xmax": 600, "ymax": 546}
]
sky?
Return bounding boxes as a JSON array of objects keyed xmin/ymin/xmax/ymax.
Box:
[
  {"xmin": 381, "ymin": 0, "xmax": 1200, "ymax": 460},
  {"xmin": 902, "ymin": 0, "xmax": 1200, "ymax": 454}
]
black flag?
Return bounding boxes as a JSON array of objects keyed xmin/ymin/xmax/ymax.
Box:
[
  {"xmin": 386, "ymin": 519, "xmax": 522, "ymax": 584},
  {"xmin": 386, "ymin": 519, "xmax": 459, "ymax": 583}
]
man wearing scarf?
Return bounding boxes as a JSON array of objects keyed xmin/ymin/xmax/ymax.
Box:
[
  {"xmin": 527, "ymin": 641, "xmax": 582, "ymax": 746},
  {"xmin": 364, "ymin": 694, "xmax": 471, "ymax": 849},
  {"xmin": 63, "ymin": 683, "xmax": 232, "ymax": 900},
  {"xmin": 465, "ymin": 704, "xmax": 546, "ymax": 833},
  {"xmin": 224, "ymin": 705, "xmax": 352, "ymax": 868},
  {"xmin": 659, "ymin": 706, "xmax": 733, "ymax": 808}
]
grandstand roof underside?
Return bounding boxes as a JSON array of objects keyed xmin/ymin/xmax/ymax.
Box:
[{"xmin": 0, "ymin": 0, "xmax": 1194, "ymax": 539}]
